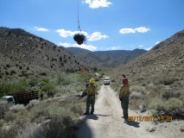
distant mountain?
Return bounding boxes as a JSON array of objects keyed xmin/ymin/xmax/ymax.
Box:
[
  {"xmin": 115, "ymin": 29, "xmax": 184, "ymax": 76},
  {"xmin": 66, "ymin": 48, "xmax": 147, "ymax": 69},
  {"xmin": 0, "ymin": 27, "xmax": 83, "ymax": 78}
]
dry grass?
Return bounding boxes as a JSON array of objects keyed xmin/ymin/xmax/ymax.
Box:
[{"xmin": 0, "ymin": 71, "xmax": 100, "ymax": 138}]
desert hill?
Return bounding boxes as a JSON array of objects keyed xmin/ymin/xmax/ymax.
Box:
[{"xmin": 0, "ymin": 27, "xmax": 82, "ymax": 79}]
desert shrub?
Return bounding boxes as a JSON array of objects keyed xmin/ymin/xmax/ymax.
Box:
[
  {"xmin": 28, "ymin": 106, "xmax": 50, "ymax": 123},
  {"xmin": 161, "ymin": 77, "xmax": 179, "ymax": 85},
  {"xmin": 0, "ymin": 82, "xmax": 11, "ymax": 96},
  {"xmin": 70, "ymin": 105, "xmax": 83, "ymax": 115},
  {"xmin": 10, "ymin": 79, "xmax": 28, "ymax": 93},
  {"xmin": 44, "ymin": 115, "xmax": 75, "ymax": 138},
  {"xmin": 28, "ymin": 78, "xmax": 38, "ymax": 87},
  {"xmin": 5, "ymin": 71, "xmax": 9, "ymax": 75},
  {"xmin": 150, "ymin": 97, "xmax": 183, "ymax": 113},
  {"xmin": 39, "ymin": 72, "xmax": 47, "ymax": 76},
  {"xmin": 10, "ymin": 70, "xmax": 16, "ymax": 75},
  {"xmin": 179, "ymin": 94, "xmax": 184, "ymax": 105},
  {"xmin": 150, "ymin": 98, "xmax": 165, "ymax": 112},
  {"xmin": 0, "ymin": 119, "xmax": 4, "ymax": 127},
  {"xmin": 16, "ymin": 115, "xmax": 76, "ymax": 138},
  {"xmin": 162, "ymin": 88, "xmax": 183, "ymax": 100},
  {"xmin": 129, "ymin": 91, "xmax": 143, "ymax": 100},
  {"xmin": 41, "ymin": 82, "xmax": 56, "ymax": 93},
  {"xmin": 0, "ymin": 118, "xmax": 30, "ymax": 138},
  {"xmin": 130, "ymin": 85, "xmax": 145, "ymax": 95},
  {"xmin": 6, "ymin": 64, "xmax": 10, "ymax": 68},
  {"xmin": 136, "ymin": 76, "xmax": 145, "ymax": 82},
  {"xmin": 9, "ymin": 104, "xmax": 26, "ymax": 113},
  {"xmin": 15, "ymin": 124, "xmax": 45, "ymax": 138},
  {"xmin": 0, "ymin": 101, "xmax": 8, "ymax": 119},
  {"xmin": 57, "ymin": 75, "xmax": 71, "ymax": 85},
  {"xmin": 4, "ymin": 111, "xmax": 17, "ymax": 122},
  {"xmin": 129, "ymin": 98, "xmax": 145, "ymax": 110},
  {"xmin": 164, "ymin": 98, "xmax": 183, "ymax": 112},
  {"xmin": 26, "ymin": 100, "xmax": 40, "ymax": 109},
  {"xmin": 145, "ymin": 85, "xmax": 164, "ymax": 97}
]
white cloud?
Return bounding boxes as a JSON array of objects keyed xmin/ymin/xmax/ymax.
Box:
[
  {"xmin": 88, "ymin": 32, "xmax": 108, "ymax": 41},
  {"xmin": 33, "ymin": 26, "xmax": 49, "ymax": 32},
  {"xmin": 110, "ymin": 46, "xmax": 121, "ymax": 50},
  {"xmin": 58, "ymin": 42, "xmax": 97, "ymax": 51},
  {"xmin": 56, "ymin": 29, "xmax": 108, "ymax": 41},
  {"xmin": 134, "ymin": 27, "xmax": 151, "ymax": 33},
  {"xmin": 138, "ymin": 45, "xmax": 143, "ymax": 48},
  {"xmin": 119, "ymin": 27, "xmax": 151, "ymax": 34},
  {"xmin": 146, "ymin": 47, "xmax": 153, "ymax": 51},
  {"xmin": 119, "ymin": 28, "xmax": 135, "ymax": 34},
  {"xmin": 155, "ymin": 41, "xmax": 161, "ymax": 45},
  {"xmin": 56, "ymin": 29, "xmax": 88, "ymax": 38},
  {"xmin": 83, "ymin": 0, "xmax": 112, "ymax": 8}
]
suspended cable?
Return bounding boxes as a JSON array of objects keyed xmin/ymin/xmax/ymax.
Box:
[{"xmin": 77, "ymin": 0, "xmax": 81, "ymax": 31}]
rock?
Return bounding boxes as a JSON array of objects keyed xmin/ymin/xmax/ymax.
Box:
[
  {"xmin": 139, "ymin": 105, "xmax": 146, "ymax": 113},
  {"xmin": 180, "ymin": 126, "xmax": 184, "ymax": 132},
  {"xmin": 146, "ymin": 126, "xmax": 156, "ymax": 132}
]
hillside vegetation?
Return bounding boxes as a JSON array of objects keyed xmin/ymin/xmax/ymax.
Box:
[
  {"xmin": 0, "ymin": 27, "xmax": 83, "ymax": 80},
  {"xmin": 0, "ymin": 27, "xmax": 104, "ymax": 138},
  {"xmin": 110, "ymin": 30, "xmax": 184, "ymax": 117}
]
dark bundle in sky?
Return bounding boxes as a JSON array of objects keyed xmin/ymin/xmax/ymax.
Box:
[{"xmin": 73, "ymin": 34, "xmax": 86, "ymax": 45}]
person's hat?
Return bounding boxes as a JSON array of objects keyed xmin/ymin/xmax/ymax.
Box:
[{"xmin": 89, "ymin": 78, "xmax": 95, "ymax": 84}]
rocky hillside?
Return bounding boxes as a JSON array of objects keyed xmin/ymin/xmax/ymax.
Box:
[
  {"xmin": 0, "ymin": 27, "xmax": 82, "ymax": 79},
  {"xmin": 119, "ymin": 30, "xmax": 184, "ymax": 74},
  {"xmin": 109, "ymin": 30, "xmax": 184, "ymax": 117},
  {"xmin": 66, "ymin": 48, "xmax": 147, "ymax": 69}
]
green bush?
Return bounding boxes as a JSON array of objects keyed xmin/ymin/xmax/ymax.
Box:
[
  {"xmin": 10, "ymin": 79, "xmax": 29, "ymax": 93},
  {"xmin": 28, "ymin": 78, "xmax": 38, "ymax": 87},
  {"xmin": 41, "ymin": 82, "xmax": 56, "ymax": 92}
]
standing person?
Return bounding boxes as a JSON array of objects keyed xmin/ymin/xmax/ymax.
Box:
[
  {"xmin": 119, "ymin": 75, "xmax": 130, "ymax": 121},
  {"xmin": 83, "ymin": 78, "xmax": 97, "ymax": 115}
]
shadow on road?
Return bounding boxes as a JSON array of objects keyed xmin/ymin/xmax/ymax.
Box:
[
  {"xmin": 126, "ymin": 120, "xmax": 140, "ymax": 128},
  {"xmin": 76, "ymin": 115, "xmax": 94, "ymax": 138},
  {"xmin": 76, "ymin": 113, "xmax": 111, "ymax": 138},
  {"xmin": 87, "ymin": 114, "xmax": 99, "ymax": 120},
  {"xmin": 95, "ymin": 113, "xmax": 111, "ymax": 117}
]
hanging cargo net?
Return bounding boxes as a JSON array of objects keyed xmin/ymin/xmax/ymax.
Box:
[
  {"xmin": 73, "ymin": 0, "xmax": 86, "ymax": 45},
  {"xmin": 73, "ymin": 33, "xmax": 86, "ymax": 45}
]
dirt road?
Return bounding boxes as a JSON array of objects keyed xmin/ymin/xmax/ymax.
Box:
[{"xmin": 76, "ymin": 85, "xmax": 184, "ymax": 138}]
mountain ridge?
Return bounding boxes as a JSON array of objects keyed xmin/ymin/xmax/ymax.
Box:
[{"xmin": 65, "ymin": 47, "xmax": 147, "ymax": 69}]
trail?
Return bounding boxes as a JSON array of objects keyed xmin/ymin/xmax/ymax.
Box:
[{"xmin": 76, "ymin": 85, "xmax": 184, "ymax": 138}]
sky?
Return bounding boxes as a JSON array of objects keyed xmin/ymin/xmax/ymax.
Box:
[{"xmin": 0, "ymin": 0, "xmax": 184, "ymax": 51}]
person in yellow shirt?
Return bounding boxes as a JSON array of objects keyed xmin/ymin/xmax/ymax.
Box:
[
  {"xmin": 83, "ymin": 78, "xmax": 97, "ymax": 115},
  {"xmin": 119, "ymin": 75, "xmax": 130, "ymax": 120}
]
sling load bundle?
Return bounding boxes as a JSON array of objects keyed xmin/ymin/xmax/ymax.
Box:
[{"xmin": 73, "ymin": 0, "xmax": 86, "ymax": 45}]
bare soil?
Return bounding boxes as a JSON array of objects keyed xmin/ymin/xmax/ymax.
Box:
[{"xmin": 76, "ymin": 85, "xmax": 184, "ymax": 138}]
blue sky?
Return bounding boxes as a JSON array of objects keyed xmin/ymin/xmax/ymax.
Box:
[{"xmin": 0, "ymin": 0, "xmax": 184, "ymax": 51}]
